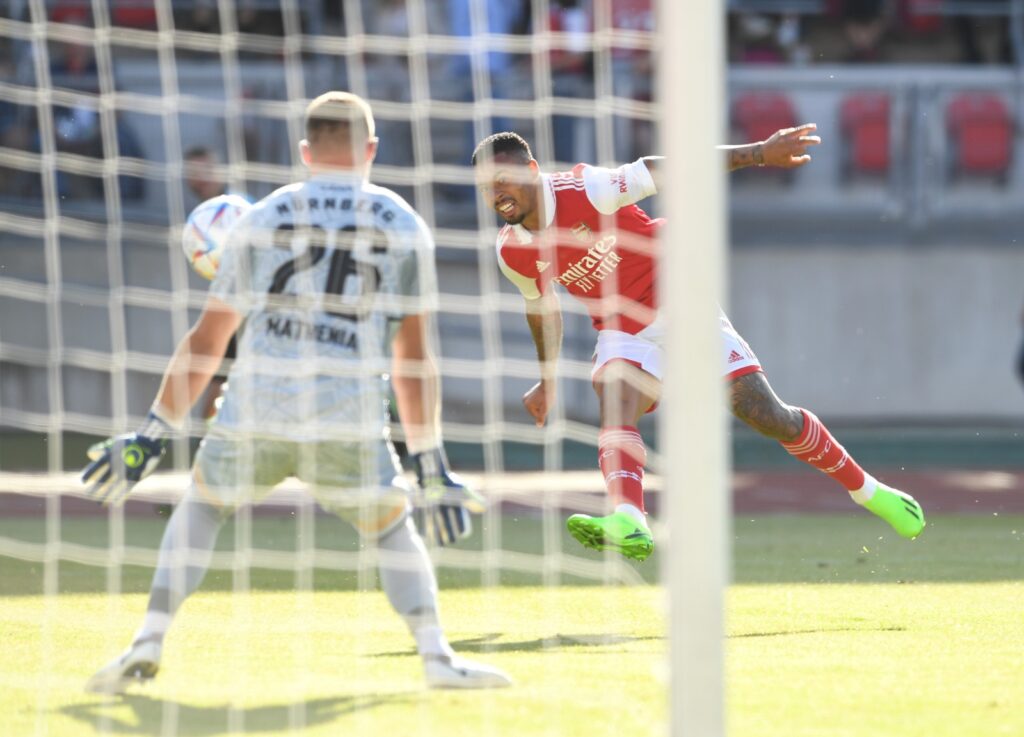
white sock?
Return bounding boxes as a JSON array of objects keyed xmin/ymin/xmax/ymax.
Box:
[
  {"xmin": 615, "ymin": 503, "xmax": 647, "ymax": 525},
  {"xmin": 414, "ymin": 625, "xmax": 454, "ymax": 658},
  {"xmin": 133, "ymin": 611, "xmax": 171, "ymax": 646},
  {"xmin": 849, "ymin": 474, "xmax": 878, "ymax": 505}
]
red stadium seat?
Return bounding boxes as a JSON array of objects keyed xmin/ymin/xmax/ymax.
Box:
[
  {"xmin": 732, "ymin": 92, "xmax": 798, "ymax": 148},
  {"xmin": 840, "ymin": 93, "xmax": 891, "ymax": 176},
  {"xmin": 901, "ymin": 0, "xmax": 943, "ymax": 34},
  {"xmin": 947, "ymin": 93, "xmax": 1013, "ymax": 179}
]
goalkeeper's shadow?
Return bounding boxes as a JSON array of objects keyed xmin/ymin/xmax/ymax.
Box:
[
  {"xmin": 372, "ymin": 632, "xmax": 664, "ymax": 657},
  {"xmin": 61, "ymin": 691, "xmax": 418, "ymax": 736}
]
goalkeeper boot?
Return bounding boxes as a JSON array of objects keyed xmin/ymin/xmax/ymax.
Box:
[
  {"xmin": 861, "ymin": 483, "xmax": 925, "ymax": 539},
  {"xmin": 423, "ymin": 654, "xmax": 512, "ymax": 689},
  {"xmin": 84, "ymin": 637, "xmax": 161, "ymax": 694},
  {"xmin": 566, "ymin": 510, "xmax": 654, "ymax": 562}
]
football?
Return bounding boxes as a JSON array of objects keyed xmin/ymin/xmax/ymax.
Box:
[{"xmin": 181, "ymin": 194, "xmax": 251, "ymax": 280}]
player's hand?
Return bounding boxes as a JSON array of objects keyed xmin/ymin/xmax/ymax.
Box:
[
  {"xmin": 523, "ymin": 380, "xmax": 555, "ymax": 427},
  {"xmin": 760, "ymin": 123, "xmax": 820, "ymax": 169},
  {"xmin": 412, "ymin": 447, "xmax": 485, "ymax": 547},
  {"xmin": 81, "ymin": 412, "xmax": 170, "ymax": 506}
]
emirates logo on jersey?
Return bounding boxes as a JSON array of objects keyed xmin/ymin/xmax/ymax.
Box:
[
  {"xmin": 553, "ymin": 235, "xmax": 622, "ymax": 294},
  {"xmin": 570, "ymin": 222, "xmax": 593, "ymax": 242}
]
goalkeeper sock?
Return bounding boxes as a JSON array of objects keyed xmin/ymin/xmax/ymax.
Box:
[
  {"xmin": 781, "ymin": 409, "xmax": 875, "ymax": 494},
  {"xmin": 134, "ymin": 493, "xmax": 225, "ymax": 644},
  {"xmin": 377, "ymin": 517, "xmax": 453, "ymax": 657},
  {"xmin": 598, "ymin": 426, "xmax": 647, "ymax": 513}
]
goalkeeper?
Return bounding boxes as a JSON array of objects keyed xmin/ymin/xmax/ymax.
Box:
[{"xmin": 82, "ymin": 91, "xmax": 508, "ymax": 693}]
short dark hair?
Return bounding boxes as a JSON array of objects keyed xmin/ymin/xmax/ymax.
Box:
[
  {"xmin": 184, "ymin": 145, "xmax": 214, "ymax": 161},
  {"xmin": 471, "ymin": 131, "xmax": 533, "ymax": 166}
]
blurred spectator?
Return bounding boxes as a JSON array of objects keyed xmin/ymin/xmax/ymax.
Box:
[
  {"xmin": 444, "ymin": 0, "xmax": 531, "ymax": 105},
  {"xmin": 183, "ymin": 146, "xmax": 226, "ymax": 204},
  {"xmin": 842, "ymin": 0, "xmax": 889, "ymax": 62},
  {"xmin": 953, "ymin": 17, "xmax": 1013, "ymax": 65},
  {"xmin": 731, "ymin": 13, "xmax": 807, "ymax": 65},
  {"xmin": 363, "ymin": 0, "xmax": 414, "ymax": 167},
  {"xmin": 549, "ymin": 0, "xmax": 596, "ymax": 164},
  {"xmin": 115, "ymin": 114, "xmax": 145, "ymax": 202},
  {"xmin": 176, "ymin": 1, "xmax": 220, "ymax": 34},
  {"xmin": 611, "ymin": 0, "xmax": 654, "ymax": 161},
  {"xmin": 0, "ymin": 103, "xmax": 39, "ymax": 199},
  {"xmin": 52, "ymin": 102, "xmax": 103, "ymax": 199},
  {"xmin": 237, "ymin": 0, "xmax": 284, "ymax": 36},
  {"xmin": 48, "ymin": 11, "xmax": 97, "ymax": 84}
]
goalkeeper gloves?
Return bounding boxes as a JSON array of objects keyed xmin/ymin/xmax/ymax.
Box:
[
  {"xmin": 81, "ymin": 411, "xmax": 171, "ymax": 506},
  {"xmin": 412, "ymin": 447, "xmax": 485, "ymax": 547}
]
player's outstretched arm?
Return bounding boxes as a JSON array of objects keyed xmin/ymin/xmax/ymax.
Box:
[
  {"xmin": 81, "ymin": 296, "xmax": 241, "ymax": 505},
  {"xmin": 392, "ymin": 313, "xmax": 484, "ymax": 546},
  {"xmin": 721, "ymin": 123, "xmax": 821, "ymax": 171},
  {"xmin": 522, "ymin": 290, "xmax": 563, "ymax": 427}
]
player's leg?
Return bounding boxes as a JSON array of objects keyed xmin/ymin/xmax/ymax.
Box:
[
  {"xmin": 313, "ymin": 441, "xmax": 510, "ymax": 689},
  {"xmin": 86, "ymin": 436, "xmax": 293, "ymax": 693},
  {"xmin": 377, "ymin": 516, "xmax": 510, "ymax": 688},
  {"xmin": 724, "ymin": 332, "xmax": 925, "ymax": 538},
  {"xmin": 566, "ymin": 336, "xmax": 661, "ymax": 561},
  {"xmin": 85, "ymin": 492, "xmax": 228, "ymax": 693}
]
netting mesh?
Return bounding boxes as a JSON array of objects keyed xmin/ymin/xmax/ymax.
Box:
[{"xmin": 0, "ymin": 2, "xmax": 670, "ymax": 734}]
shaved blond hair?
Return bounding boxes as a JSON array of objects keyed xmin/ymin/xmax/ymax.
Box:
[{"xmin": 304, "ymin": 91, "xmax": 376, "ymax": 147}]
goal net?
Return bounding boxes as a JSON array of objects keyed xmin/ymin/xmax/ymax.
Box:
[{"xmin": 0, "ymin": 1, "xmax": 724, "ymax": 735}]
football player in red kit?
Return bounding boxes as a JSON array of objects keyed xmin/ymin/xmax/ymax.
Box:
[{"xmin": 472, "ymin": 128, "xmax": 925, "ymax": 561}]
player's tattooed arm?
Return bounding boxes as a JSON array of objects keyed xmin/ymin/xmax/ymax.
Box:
[
  {"xmin": 721, "ymin": 123, "xmax": 821, "ymax": 171},
  {"xmin": 722, "ymin": 143, "xmax": 764, "ymax": 171},
  {"xmin": 728, "ymin": 371, "xmax": 804, "ymax": 442}
]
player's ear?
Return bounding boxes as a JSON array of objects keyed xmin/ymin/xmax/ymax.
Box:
[
  {"xmin": 298, "ymin": 139, "xmax": 312, "ymax": 167},
  {"xmin": 366, "ymin": 136, "xmax": 379, "ymax": 165},
  {"xmin": 528, "ymin": 159, "xmax": 541, "ymax": 179}
]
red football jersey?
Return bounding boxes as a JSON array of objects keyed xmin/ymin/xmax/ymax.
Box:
[{"xmin": 496, "ymin": 160, "xmax": 662, "ymax": 334}]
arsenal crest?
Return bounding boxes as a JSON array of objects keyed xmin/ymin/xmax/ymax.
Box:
[{"xmin": 570, "ymin": 222, "xmax": 593, "ymax": 242}]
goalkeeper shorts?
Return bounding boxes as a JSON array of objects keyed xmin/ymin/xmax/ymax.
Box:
[{"xmin": 191, "ymin": 433, "xmax": 411, "ymax": 538}]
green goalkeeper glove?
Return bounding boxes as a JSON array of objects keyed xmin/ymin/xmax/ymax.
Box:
[{"xmin": 81, "ymin": 412, "xmax": 171, "ymax": 506}]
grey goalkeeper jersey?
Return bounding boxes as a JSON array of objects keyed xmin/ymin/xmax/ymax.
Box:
[{"xmin": 208, "ymin": 173, "xmax": 437, "ymax": 441}]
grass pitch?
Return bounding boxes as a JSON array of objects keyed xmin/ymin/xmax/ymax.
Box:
[{"xmin": 1, "ymin": 511, "xmax": 1022, "ymax": 736}]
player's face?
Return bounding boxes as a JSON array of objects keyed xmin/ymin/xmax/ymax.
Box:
[{"xmin": 477, "ymin": 154, "xmax": 539, "ymax": 226}]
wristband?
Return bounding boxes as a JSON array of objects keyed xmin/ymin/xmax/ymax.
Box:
[
  {"xmin": 137, "ymin": 408, "xmax": 175, "ymax": 439},
  {"xmin": 414, "ymin": 446, "xmax": 450, "ymax": 480}
]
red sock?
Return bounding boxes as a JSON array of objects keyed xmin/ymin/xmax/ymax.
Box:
[
  {"xmin": 781, "ymin": 409, "xmax": 866, "ymax": 491},
  {"xmin": 598, "ymin": 426, "xmax": 647, "ymax": 512}
]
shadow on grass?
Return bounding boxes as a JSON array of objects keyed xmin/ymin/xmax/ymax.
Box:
[
  {"xmin": 371, "ymin": 632, "xmax": 665, "ymax": 658},
  {"xmin": 729, "ymin": 625, "xmax": 906, "ymax": 639},
  {"xmin": 61, "ymin": 691, "xmax": 417, "ymax": 736}
]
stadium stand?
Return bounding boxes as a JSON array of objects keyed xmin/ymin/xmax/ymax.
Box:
[
  {"xmin": 840, "ymin": 91, "xmax": 891, "ymax": 177},
  {"xmin": 946, "ymin": 91, "xmax": 1013, "ymax": 181}
]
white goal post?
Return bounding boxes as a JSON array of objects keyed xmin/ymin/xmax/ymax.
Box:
[{"xmin": 659, "ymin": 0, "xmax": 729, "ymax": 734}]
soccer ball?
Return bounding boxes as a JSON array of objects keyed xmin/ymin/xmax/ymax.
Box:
[{"xmin": 182, "ymin": 194, "xmax": 251, "ymax": 280}]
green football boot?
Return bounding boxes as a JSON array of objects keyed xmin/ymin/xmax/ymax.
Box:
[
  {"xmin": 862, "ymin": 483, "xmax": 925, "ymax": 539},
  {"xmin": 566, "ymin": 511, "xmax": 654, "ymax": 562}
]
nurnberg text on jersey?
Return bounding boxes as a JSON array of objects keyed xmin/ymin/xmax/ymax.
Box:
[{"xmin": 275, "ymin": 195, "xmax": 397, "ymax": 223}]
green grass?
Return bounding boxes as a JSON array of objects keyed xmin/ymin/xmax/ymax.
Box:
[{"xmin": 1, "ymin": 512, "xmax": 1022, "ymax": 736}]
